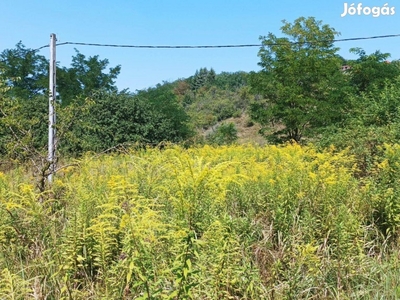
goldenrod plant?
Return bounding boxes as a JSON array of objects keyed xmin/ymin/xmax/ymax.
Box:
[{"xmin": 1, "ymin": 144, "xmax": 400, "ymax": 298}]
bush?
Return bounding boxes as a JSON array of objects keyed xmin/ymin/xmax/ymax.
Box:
[{"xmin": 207, "ymin": 122, "xmax": 238, "ymax": 145}]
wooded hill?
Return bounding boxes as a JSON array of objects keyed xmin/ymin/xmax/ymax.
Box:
[{"xmin": 1, "ymin": 16, "xmax": 400, "ymax": 170}]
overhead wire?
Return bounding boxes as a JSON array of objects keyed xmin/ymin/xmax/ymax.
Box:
[{"xmin": 32, "ymin": 33, "xmax": 400, "ymax": 52}]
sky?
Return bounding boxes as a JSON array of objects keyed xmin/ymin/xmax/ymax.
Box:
[{"xmin": 1, "ymin": 0, "xmax": 400, "ymax": 91}]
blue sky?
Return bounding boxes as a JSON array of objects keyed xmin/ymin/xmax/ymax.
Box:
[{"xmin": 1, "ymin": 0, "xmax": 399, "ymax": 91}]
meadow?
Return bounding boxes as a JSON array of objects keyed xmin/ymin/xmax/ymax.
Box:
[{"xmin": 1, "ymin": 143, "xmax": 400, "ymax": 299}]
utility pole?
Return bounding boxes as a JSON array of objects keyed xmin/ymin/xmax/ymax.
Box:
[{"xmin": 48, "ymin": 33, "xmax": 56, "ymax": 184}]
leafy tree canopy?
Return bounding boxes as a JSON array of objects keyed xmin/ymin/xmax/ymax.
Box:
[
  {"xmin": 61, "ymin": 87, "xmax": 193, "ymax": 154},
  {"xmin": 57, "ymin": 49, "xmax": 121, "ymax": 105},
  {"xmin": 0, "ymin": 43, "xmax": 121, "ymax": 104},
  {"xmin": 249, "ymin": 17, "xmax": 350, "ymax": 143},
  {"xmin": 0, "ymin": 42, "xmax": 48, "ymax": 99},
  {"xmin": 347, "ymin": 48, "xmax": 400, "ymax": 93}
]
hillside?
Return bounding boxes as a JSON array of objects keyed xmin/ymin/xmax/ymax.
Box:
[{"xmin": 136, "ymin": 69, "xmax": 265, "ymax": 145}]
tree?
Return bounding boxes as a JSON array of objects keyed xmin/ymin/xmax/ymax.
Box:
[
  {"xmin": 249, "ymin": 17, "xmax": 349, "ymax": 143},
  {"xmin": 135, "ymin": 83, "xmax": 193, "ymax": 142},
  {"xmin": 0, "ymin": 43, "xmax": 121, "ymax": 104},
  {"xmin": 347, "ymin": 48, "xmax": 400, "ymax": 93},
  {"xmin": 348, "ymin": 76, "xmax": 400, "ymax": 127},
  {"xmin": 190, "ymin": 68, "xmax": 216, "ymax": 92},
  {"xmin": 0, "ymin": 42, "xmax": 48, "ymax": 99},
  {"xmin": 207, "ymin": 122, "xmax": 238, "ymax": 145},
  {"xmin": 62, "ymin": 87, "xmax": 193, "ymax": 153},
  {"xmin": 214, "ymin": 71, "xmax": 248, "ymax": 90},
  {"xmin": 57, "ymin": 49, "xmax": 121, "ymax": 105},
  {"xmin": 0, "ymin": 73, "xmax": 98, "ymax": 189}
]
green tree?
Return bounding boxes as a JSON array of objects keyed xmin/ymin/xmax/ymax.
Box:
[
  {"xmin": 57, "ymin": 49, "xmax": 121, "ymax": 105},
  {"xmin": 207, "ymin": 122, "xmax": 238, "ymax": 145},
  {"xmin": 135, "ymin": 83, "xmax": 193, "ymax": 142},
  {"xmin": 63, "ymin": 88, "xmax": 193, "ymax": 153},
  {"xmin": 347, "ymin": 48, "xmax": 400, "ymax": 93},
  {"xmin": 0, "ymin": 43, "xmax": 121, "ymax": 104},
  {"xmin": 0, "ymin": 42, "xmax": 48, "ymax": 99},
  {"xmin": 249, "ymin": 17, "xmax": 349, "ymax": 143},
  {"xmin": 348, "ymin": 76, "xmax": 400, "ymax": 127},
  {"xmin": 214, "ymin": 71, "xmax": 248, "ymax": 90},
  {"xmin": 0, "ymin": 95, "xmax": 48, "ymax": 158},
  {"xmin": 190, "ymin": 68, "xmax": 216, "ymax": 92}
]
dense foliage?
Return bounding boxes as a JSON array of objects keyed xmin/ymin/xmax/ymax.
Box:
[
  {"xmin": 249, "ymin": 17, "xmax": 400, "ymax": 143},
  {"xmin": 250, "ymin": 17, "xmax": 346, "ymax": 142},
  {"xmin": 2, "ymin": 17, "xmax": 400, "ymax": 152},
  {"xmin": 0, "ymin": 43, "xmax": 120, "ymax": 104}
]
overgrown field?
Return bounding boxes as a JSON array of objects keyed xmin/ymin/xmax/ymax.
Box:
[{"xmin": 1, "ymin": 144, "xmax": 400, "ymax": 299}]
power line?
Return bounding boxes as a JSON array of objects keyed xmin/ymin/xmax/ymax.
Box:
[
  {"xmin": 34, "ymin": 44, "xmax": 51, "ymax": 51},
  {"xmin": 32, "ymin": 33, "xmax": 400, "ymax": 52},
  {"xmin": 57, "ymin": 41, "xmax": 261, "ymax": 49}
]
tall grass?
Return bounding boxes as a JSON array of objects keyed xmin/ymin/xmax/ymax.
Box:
[{"xmin": 0, "ymin": 144, "xmax": 399, "ymax": 299}]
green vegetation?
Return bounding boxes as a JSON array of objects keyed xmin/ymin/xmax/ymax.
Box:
[
  {"xmin": 249, "ymin": 17, "xmax": 350, "ymax": 143},
  {"xmin": 206, "ymin": 122, "xmax": 238, "ymax": 145},
  {"xmin": 1, "ymin": 144, "xmax": 400, "ymax": 299},
  {"xmin": 1, "ymin": 15, "xmax": 400, "ymax": 299}
]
